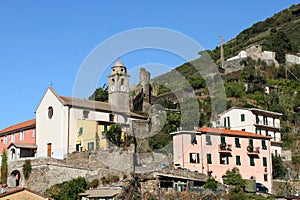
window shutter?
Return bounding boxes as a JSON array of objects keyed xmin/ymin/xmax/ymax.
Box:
[
  {"xmin": 236, "ymin": 156, "xmax": 241, "ymax": 165},
  {"xmin": 221, "ymin": 136, "xmax": 226, "ymax": 144},
  {"xmin": 263, "ymin": 157, "xmax": 267, "ymax": 166},
  {"xmin": 207, "ymin": 154, "xmax": 212, "ymax": 164}
]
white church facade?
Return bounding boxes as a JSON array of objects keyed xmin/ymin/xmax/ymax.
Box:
[{"xmin": 36, "ymin": 60, "xmax": 146, "ymax": 159}]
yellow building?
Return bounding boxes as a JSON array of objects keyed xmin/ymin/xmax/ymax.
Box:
[{"xmin": 77, "ymin": 120, "xmax": 112, "ymax": 151}]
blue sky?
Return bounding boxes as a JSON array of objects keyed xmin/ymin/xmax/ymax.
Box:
[{"xmin": 0, "ymin": 1, "xmax": 299, "ymax": 129}]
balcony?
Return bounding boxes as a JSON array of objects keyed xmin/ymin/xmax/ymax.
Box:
[
  {"xmin": 247, "ymin": 146, "xmax": 260, "ymax": 157},
  {"xmin": 219, "ymin": 143, "xmax": 232, "ymax": 154}
]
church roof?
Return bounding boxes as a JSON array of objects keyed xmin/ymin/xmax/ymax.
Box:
[
  {"xmin": 113, "ymin": 60, "xmax": 125, "ymax": 67},
  {"xmin": 48, "ymin": 87, "xmax": 146, "ymax": 119}
]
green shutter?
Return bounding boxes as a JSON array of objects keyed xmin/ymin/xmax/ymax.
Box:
[
  {"xmin": 236, "ymin": 156, "xmax": 241, "ymax": 165},
  {"xmin": 262, "ymin": 140, "xmax": 267, "ymax": 149},
  {"xmin": 249, "ymin": 139, "xmax": 253, "ymax": 146},
  {"xmin": 191, "ymin": 134, "xmax": 197, "ymax": 144},
  {"xmin": 226, "ymin": 156, "xmax": 229, "ymax": 165},
  {"xmin": 263, "ymin": 157, "xmax": 267, "ymax": 166},
  {"xmin": 207, "ymin": 154, "xmax": 212, "ymax": 164},
  {"xmin": 235, "ymin": 138, "xmax": 240, "ymax": 147},
  {"xmin": 104, "ymin": 124, "xmax": 108, "ymax": 131},
  {"xmin": 224, "ymin": 117, "xmax": 226, "ymax": 128},
  {"xmin": 221, "ymin": 136, "xmax": 226, "ymax": 144},
  {"xmin": 227, "ymin": 117, "xmax": 230, "ymax": 128},
  {"xmin": 250, "ymin": 157, "xmax": 255, "ymax": 166},
  {"xmin": 197, "ymin": 154, "xmax": 200, "ymax": 163},
  {"xmin": 219, "ymin": 155, "xmax": 222, "ymax": 164},
  {"xmin": 241, "ymin": 114, "xmax": 245, "ymax": 122},
  {"xmin": 190, "ymin": 153, "xmax": 193, "ymax": 163}
]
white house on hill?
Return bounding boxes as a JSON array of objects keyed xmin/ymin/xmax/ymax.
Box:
[{"xmin": 215, "ymin": 107, "xmax": 282, "ymax": 156}]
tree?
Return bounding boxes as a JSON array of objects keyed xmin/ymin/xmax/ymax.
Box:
[
  {"xmin": 45, "ymin": 177, "xmax": 88, "ymax": 200},
  {"xmin": 104, "ymin": 124, "xmax": 122, "ymax": 147},
  {"xmin": 272, "ymin": 155, "xmax": 287, "ymax": 179},
  {"xmin": 1, "ymin": 150, "xmax": 8, "ymax": 184},
  {"xmin": 22, "ymin": 160, "xmax": 32, "ymax": 180},
  {"xmin": 222, "ymin": 167, "xmax": 246, "ymax": 188},
  {"xmin": 203, "ymin": 177, "xmax": 218, "ymax": 190},
  {"xmin": 89, "ymin": 84, "xmax": 108, "ymax": 102}
]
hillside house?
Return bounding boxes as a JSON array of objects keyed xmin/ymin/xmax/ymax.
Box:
[
  {"xmin": 0, "ymin": 119, "xmax": 36, "ymax": 163},
  {"xmin": 215, "ymin": 107, "xmax": 282, "ymax": 156},
  {"xmin": 171, "ymin": 127, "xmax": 273, "ymax": 193}
]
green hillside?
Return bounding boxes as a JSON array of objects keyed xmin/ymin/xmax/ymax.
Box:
[{"xmin": 152, "ymin": 4, "xmax": 300, "ymax": 159}]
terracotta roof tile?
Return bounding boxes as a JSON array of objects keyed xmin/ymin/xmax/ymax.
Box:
[
  {"xmin": 198, "ymin": 127, "xmax": 271, "ymax": 139},
  {"xmin": 0, "ymin": 119, "xmax": 36, "ymax": 135}
]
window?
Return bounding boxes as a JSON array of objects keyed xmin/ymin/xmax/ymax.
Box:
[
  {"xmin": 207, "ymin": 154, "xmax": 212, "ymax": 164},
  {"xmin": 79, "ymin": 127, "xmax": 83, "ymax": 135},
  {"xmin": 104, "ymin": 124, "xmax": 108, "ymax": 132},
  {"xmin": 263, "ymin": 116, "xmax": 268, "ymax": 125},
  {"xmin": 264, "ymin": 174, "xmax": 268, "ymax": 181},
  {"xmin": 256, "ymin": 115, "xmax": 259, "ymax": 124},
  {"xmin": 48, "ymin": 106, "xmax": 53, "ymax": 119},
  {"xmin": 235, "ymin": 138, "xmax": 241, "ymax": 148},
  {"xmin": 250, "ymin": 157, "xmax": 255, "ymax": 166},
  {"xmin": 11, "ymin": 133, "xmax": 15, "ymax": 142},
  {"xmin": 249, "ymin": 139, "xmax": 253, "ymax": 147},
  {"xmin": 191, "ymin": 134, "xmax": 197, "ymax": 145},
  {"xmin": 4, "ymin": 135, "xmax": 7, "ymax": 144},
  {"xmin": 241, "ymin": 114, "xmax": 245, "ymax": 122},
  {"xmin": 220, "ymin": 155, "xmax": 229, "ymax": 165},
  {"xmin": 206, "ymin": 135, "xmax": 211, "ymax": 145},
  {"xmin": 20, "ymin": 131, "xmax": 24, "ymax": 141},
  {"xmin": 265, "ymin": 130, "xmax": 269, "ymax": 136},
  {"xmin": 241, "ymin": 129, "xmax": 245, "ymax": 131},
  {"xmin": 221, "ymin": 136, "xmax": 226, "ymax": 145},
  {"xmin": 236, "ymin": 155, "xmax": 241, "ymax": 165},
  {"xmin": 109, "ymin": 114, "xmax": 114, "ymax": 122},
  {"xmin": 83, "ymin": 110, "xmax": 89, "ymax": 119},
  {"xmin": 227, "ymin": 116, "xmax": 230, "ymax": 128},
  {"xmin": 224, "ymin": 117, "xmax": 226, "ymax": 128},
  {"xmin": 263, "ymin": 157, "xmax": 267, "ymax": 167},
  {"xmin": 262, "ymin": 140, "xmax": 267, "ymax": 150},
  {"xmin": 88, "ymin": 142, "xmax": 94, "ymax": 151},
  {"xmin": 190, "ymin": 153, "xmax": 200, "ymax": 164}
]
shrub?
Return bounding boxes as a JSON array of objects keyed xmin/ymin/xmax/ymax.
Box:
[{"xmin": 23, "ymin": 160, "xmax": 32, "ymax": 180}]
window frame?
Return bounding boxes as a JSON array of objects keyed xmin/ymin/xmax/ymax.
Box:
[
  {"xmin": 190, "ymin": 153, "xmax": 200, "ymax": 164},
  {"xmin": 241, "ymin": 114, "xmax": 245, "ymax": 122}
]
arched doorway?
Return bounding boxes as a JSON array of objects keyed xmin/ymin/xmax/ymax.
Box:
[{"xmin": 9, "ymin": 170, "xmax": 21, "ymax": 187}]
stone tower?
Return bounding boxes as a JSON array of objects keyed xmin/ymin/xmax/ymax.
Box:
[{"xmin": 107, "ymin": 60, "xmax": 130, "ymax": 112}]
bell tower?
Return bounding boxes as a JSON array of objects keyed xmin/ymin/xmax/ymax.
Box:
[{"xmin": 108, "ymin": 60, "xmax": 130, "ymax": 112}]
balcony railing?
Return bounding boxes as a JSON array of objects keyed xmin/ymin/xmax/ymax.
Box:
[
  {"xmin": 219, "ymin": 143, "xmax": 232, "ymax": 153},
  {"xmin": 247, "ymin": 146, "xmax": 260, "ymax": 156}
]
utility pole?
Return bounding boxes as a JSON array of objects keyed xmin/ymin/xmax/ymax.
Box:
[{"xmin": 219, "ymin": 35, "xmax": 225, "ymax": 69}]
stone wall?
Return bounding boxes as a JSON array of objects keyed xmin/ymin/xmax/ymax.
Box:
[{"xmin": 7, "ymin": 150, "xmax": 172, "ymax": 193}]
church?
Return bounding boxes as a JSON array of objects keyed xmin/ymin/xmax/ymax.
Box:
[{"xmin": 35, "ymin": 60, "xmax": 146, "ymax": 159}]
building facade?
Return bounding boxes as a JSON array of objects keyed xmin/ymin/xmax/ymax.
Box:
[
  {"xmin": 172, "ymin": 127, "xmax": 273, "ymax": 193},
  {"xmin": 0, "ymin": 119, "xmax": 36, "ymax": 162},
  {"xmin": 215, "ymin": 107, "xmax": 282, "ymax": 156}
]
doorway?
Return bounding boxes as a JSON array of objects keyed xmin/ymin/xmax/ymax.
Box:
[{"xmin": 47, "ymin": 143, "xmax": 52, "ymax": 157}]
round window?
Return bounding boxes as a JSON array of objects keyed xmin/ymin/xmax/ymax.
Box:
[{"xmin": 48, "ymin": 106, "xmax": 53, "ymax": 119}]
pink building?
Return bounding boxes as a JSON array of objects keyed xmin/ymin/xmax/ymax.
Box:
[
  {"xmin": 172, "ymin": 127, "xmax": 273, "ymax": 193},
  {"xmin": 0, "ymin": 119, "xmax": 36, "ymax": 162}
]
